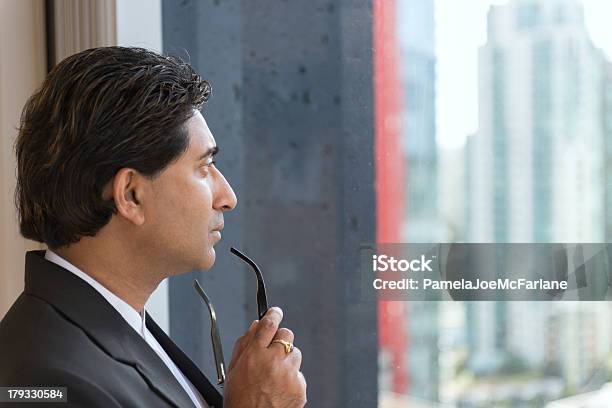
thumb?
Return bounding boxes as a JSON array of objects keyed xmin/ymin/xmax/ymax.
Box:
[{"xmin": 228, "ymin": 320, "xmax": 258, "ymax": 372}]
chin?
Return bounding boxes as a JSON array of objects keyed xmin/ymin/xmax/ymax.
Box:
[{"xmin": 198, "ymin": 246, "xmax": 216, "ymax": 271}]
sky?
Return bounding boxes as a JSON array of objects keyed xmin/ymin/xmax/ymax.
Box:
[{"xmin": 434, "ymin": 0, "xmax": 612, "ymax": 149}]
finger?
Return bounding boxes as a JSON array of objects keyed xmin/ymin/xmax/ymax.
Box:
[
  {"xmin": 287, "ymin": 345, "xmax": 303, "ymax": 369},
  {"xmin": 251, "ymin": 306, "xmax": 283, "ymax": 348},
  {"xmin": 270, "ymin": 328, "xmax": 294, "ymax": 344},
  {"xmin": 228, "ymin": 320, "xmax": 259, "ymax": 371},
  {"xmin": 268, "ymin": 328, "xmax": 295, "ymax": 355},
  {"xmin": 233, "ymin": 320, "xmax": 258, "ymax": 353}
]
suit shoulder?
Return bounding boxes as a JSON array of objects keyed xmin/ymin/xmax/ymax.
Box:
[
  {"xmin": 0, "ymin": 292, "xmax": 88, "ymax": 346},
  {"xmin": 0, "ymin": 293, "xmax": 111, "ymax": 382}
]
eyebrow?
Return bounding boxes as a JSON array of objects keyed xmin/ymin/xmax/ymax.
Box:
[{"xmin": 197, "ymin": 146, "xmax": 219, "ymax": 161}]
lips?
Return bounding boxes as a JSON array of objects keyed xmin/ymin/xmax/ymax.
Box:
[{"xmin": 210, "ymin": 222, "xmax": 224, "ymax": 241}]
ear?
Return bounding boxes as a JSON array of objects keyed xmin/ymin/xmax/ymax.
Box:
[{"xmin": 109, "ymin": 168, "xmax": 147, "ymax": 226}]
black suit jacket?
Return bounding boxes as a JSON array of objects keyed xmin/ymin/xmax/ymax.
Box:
[{"xmin": 0, "ymin": 250, "xmax": 223, "ymax": 407}]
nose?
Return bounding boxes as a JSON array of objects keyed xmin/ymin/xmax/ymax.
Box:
[{"xmin": 213, "ymin": 169, "xmax": 237, "ymax": 212}]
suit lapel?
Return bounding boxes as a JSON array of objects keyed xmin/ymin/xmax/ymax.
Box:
[
  {"xmin": 23, "ymin": 250, "xmax": 198, "ymax": 408},
  {"xmin": 146, "ymin": 314, "xmax": 224, "ymax": 408}
]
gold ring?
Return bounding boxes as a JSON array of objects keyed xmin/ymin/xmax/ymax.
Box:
[{"xmin": 271, "ymin": 339, "xmax": 294, "ymax": 354}]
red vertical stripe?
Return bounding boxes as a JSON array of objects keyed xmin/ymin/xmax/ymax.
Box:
[{"xmin": 373, "ymin": 0, "xmax": 409, "ymax": 395}]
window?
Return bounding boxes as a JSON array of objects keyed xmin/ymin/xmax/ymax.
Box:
[{"xmin": 160, "ymin": 0, "xmax": 612, "ymax": 406}]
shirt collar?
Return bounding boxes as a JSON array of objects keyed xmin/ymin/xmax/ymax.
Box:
[{"xmin": 44, "ymin": 249, "xmax": 147, "ymax": 338}]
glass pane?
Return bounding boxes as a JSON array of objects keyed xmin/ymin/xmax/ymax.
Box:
[{"xmin": 379, "ymin": 0, "xmax": 612, "ymax": 406}]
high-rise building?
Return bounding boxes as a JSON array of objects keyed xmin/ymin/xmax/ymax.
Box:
[
  {"xmin": 466, "ymin": 0, "xmax": 608, "ymax": 385},
  {"xmin": 399, "ymin": 0, "xmax": 439, "ymax": 243},
  {"xmin": 603, "ymin": 61, "xmax": 612, "ymax": 242},
  {"xmin": 439, "ymin": 147, "xmax": 468, "ymax": 242},
  {"xmin": 547, "ymin": 303, "xmax": 612, "ymax": 392},
  {"xmin": 397, "ymin": 0, "xmax": 440, "ymax": 403},
  {"xmin": 470, "ymin": 0, "xmax": 605, "ymax": 243}
]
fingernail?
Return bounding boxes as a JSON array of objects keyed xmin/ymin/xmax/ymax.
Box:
[{"xmin": 249, "ymin": 320, "xmax": 258, "ymax": 330}]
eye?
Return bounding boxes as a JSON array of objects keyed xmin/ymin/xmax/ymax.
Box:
[{"xmin": 200, "ymin": 160, "xmax": 216, "ymax": 176}]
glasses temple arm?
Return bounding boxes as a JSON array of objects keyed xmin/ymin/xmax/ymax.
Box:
[{"xmin": 193, "ymin": 279, "xmax": 226, "ymax": 386}]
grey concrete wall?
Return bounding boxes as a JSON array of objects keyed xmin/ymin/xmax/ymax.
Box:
[{"xmin": 163, "ymin": 1, "xmax": 377, "ymax": 406}]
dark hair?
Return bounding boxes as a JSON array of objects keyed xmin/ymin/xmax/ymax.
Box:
[{"xmin": 14, "ymin": 46, "xmax": 211, "ymax": 249}]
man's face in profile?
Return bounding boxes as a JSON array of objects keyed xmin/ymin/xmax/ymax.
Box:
[{"xmin": 143, "ymin": 110, "xmax": 237, "ymax": 273}]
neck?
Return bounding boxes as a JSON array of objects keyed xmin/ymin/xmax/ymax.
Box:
[{"xmin": 51, "ymin": 236, "xmax": 164, "ymax": 312}]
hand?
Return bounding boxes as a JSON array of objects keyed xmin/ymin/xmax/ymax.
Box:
[{"xmin": 223, "ymin": 307, "xmax": 307, "ymax": 408}]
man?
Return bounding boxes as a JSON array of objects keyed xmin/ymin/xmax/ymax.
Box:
[{"xmin": 0, "ymin": 47, "xmax": 306, "ymax": 407}]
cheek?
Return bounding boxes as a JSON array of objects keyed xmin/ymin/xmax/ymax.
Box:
[
  {"xmin": 150, "ymin": 172, "xmax": 215, "ymax": 230},
  {"xmin": 178, "ymin": 179, "xmax": 215, "ymax": 226},
  {"xmin": 149, "ymin": 178, "xmax": 192, "ymax": 224}
]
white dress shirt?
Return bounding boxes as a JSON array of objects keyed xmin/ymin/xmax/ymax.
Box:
[{"xmin": 44, "ymin": 249, "xmax": 208, "ymax": 408}]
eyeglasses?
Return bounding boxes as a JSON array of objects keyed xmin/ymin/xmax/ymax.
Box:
[{"xmin": 193, "ymin": 246, "xmax": 269, "ymax": 386}]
